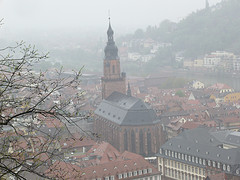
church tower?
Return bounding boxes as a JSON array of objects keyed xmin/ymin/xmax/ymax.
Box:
[{"xmin": 101, "ymin": 19, "xmax": 126, "ymax": 99}]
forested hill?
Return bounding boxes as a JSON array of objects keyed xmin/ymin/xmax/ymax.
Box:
[{"xmin": 133, "ymin": 0, "xmax": 240, "ymax": 59}]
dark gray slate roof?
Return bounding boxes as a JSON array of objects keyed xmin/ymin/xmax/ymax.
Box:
[
  {"xmin": 158, "ymin": 127, "xmax": 240, "ymax": 167},
  {"xmin": 94, "ymin": 91, "xmax": 158, "ymax": 126},
  {"xmin": 212, "ymin": 131, "xmax": 240, "ymax": 148}
]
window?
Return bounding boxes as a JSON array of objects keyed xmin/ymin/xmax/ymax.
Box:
[
  {"xmin": 195, "ymin": 167, "xmax": 198, "ymax": 173},
  {"xmin": 165, "ymin": 150, "xmax": 168, "ymax": 156},
  {"xmin": 196, "ymin": 157, "xmax": 198, "ymax": 164},
  {"xmin": 148, "ymin": 168, "xmax": 152, "ymax": 173},
  {"xmin": 172, "ymin": 151, "xmax": 174, "ymax": 157},
  {"xmin": 133, "ymin": 171, "xmax": 137, "ymax": 176},
  {"xmin": 188, "ymin": 156, "xmax": 191, "ymax": 162},
  {"xmin": 110, "ymin": 176, "xmax": 114, "ymax": 180},
  {"xmin": 208, "ymin": 160, "xmax": 211, "ymax": 166},
  {"xmin": 185, "ymin": 154, "xmax": 188, "ymax": 161},
  {"xmin": 118, "ymin": 174, "xmax": 122, "ymax": 179},
  {"xmin": 160, "ymin": 148, "xmax": 162, "ymax": 154},
  {"xmin": 112, "ymin": 65, "xmax": 115, "ymax": 74},
  {"xmin": 213, "ymin": 161, "xmax": 216, "ymax": 168},
  {"xmin": 104, "ymin": 177, "xmax": 109, "ymax": 180},
  {"xmin": 203, "ymin": 159, "xmax": 206, "ymax": 165},
  {"xmin": 182, "ymin": 154, "xmax": 184, "ymax": 160},
  {"xmin": 192, "ymin": 156, "xmax": 195, "ymax": 163},
  {"xmin": 217, "ymin": 162, "xmax": 221, "ymax": 169},
  {"xmin": 143, "ymin": 169, "xmax": 147, "ymax": 174},
  {"xmin": 223, "ymin": 164, "xmax": 226, "ymax": 171},
  {"xmin": 227, "ymin": 165, "xmax": 230, "ymax": 172},
  {"xmin": 175, "ymin": 152, "xmax": 178, "ymax": 158},
  {"xmin": 139, "ymin": 170, "xmax": 142, "ymax": 175},
  {"xmin": 128, "ymin": 172, "xmax": 132, "ymax": 177}
]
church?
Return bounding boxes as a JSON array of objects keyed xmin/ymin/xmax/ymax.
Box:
[{"xmin": 94, "ymin": 20, "xmax": 165, "ymax": 156}]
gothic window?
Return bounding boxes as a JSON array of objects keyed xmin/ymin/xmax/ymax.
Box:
[
  {"xmin": 139, "ymin": 129, "xmax": 144, "ymax": 155},
  {"xmin": 124, "ymin": 129, "xmax": 128, "ymax": 151},
  {"xmin": 131, "ymin": 130, "xmax": 136, "ymax": 153},
  {"xmin": 147, "ymin": 131, "xmax": 152, "ymax": 155}
]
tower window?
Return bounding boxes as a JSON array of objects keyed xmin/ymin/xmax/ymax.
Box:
[{"xmin": 112, "ymin": 65, "xmax": 115, "ymax": 74}]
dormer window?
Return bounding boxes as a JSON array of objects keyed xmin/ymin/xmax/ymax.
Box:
[
  {"xmin": 223, "ymin": 164, "xmax": 226, "ymax": 171},
  {"xmin": 208, "ymin": 160, "xmax": 211, "ymax": 166},
  {"xmin": 148, "ymin": 168, "xmax": 152, "ymax": 173},
  {"xmin": 138, "ymin": 170, "xmax": 142, "ymax": 175},
  {"xmin": 118, "ymin": 174, "xmax": 122, "ymax": 179},
  {"xmin": 227, "ymin": 165, "xmax": 230, "ymax": 172},
  {"xmin": 218, "ymin": 162, "xmax": 221, "ymax": 169},
  {"xmin": 213, "ymin": 161, "xmax": 216, "ymax": 168}
]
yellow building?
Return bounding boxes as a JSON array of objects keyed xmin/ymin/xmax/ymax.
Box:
[
  {"xmin": 193, "ymin": 59, "xmax": 204, "ymax": 67},
  {"xmin": 224, "ymin": 92, "xmax": 240, "ymax": 103}
]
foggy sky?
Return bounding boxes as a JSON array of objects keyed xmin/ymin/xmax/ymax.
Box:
[{"xmin": 0, "ymin": 0, "xmax": 221, "ymax": 36}]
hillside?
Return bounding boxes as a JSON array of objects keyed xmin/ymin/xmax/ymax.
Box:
[{"xmin": 133, "ymin": 0, "xmax": 240, "ymax": 59}]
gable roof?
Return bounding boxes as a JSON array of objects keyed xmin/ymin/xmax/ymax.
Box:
[{"xmin": 95, "ymin": 92, "xmax": 158, "ymax": 126}]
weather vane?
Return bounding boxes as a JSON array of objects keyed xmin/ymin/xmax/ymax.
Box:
[{"xmin": 108, "ymin": 10, "xmax": 111, "ymax": 21}]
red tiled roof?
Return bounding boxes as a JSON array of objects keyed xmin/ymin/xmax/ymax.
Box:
[
  {"xmin": 208, "ymin": 83, "xmax": 232, "ymax": 90},
  {"xmin": 46, "ymin": 155, "xmax": 159, "ymax": 180},
  {"xmin": 182, "ymin": 121, "xmax": 202, "ymax": 130}
]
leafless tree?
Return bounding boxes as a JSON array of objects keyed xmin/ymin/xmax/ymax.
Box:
[{"xmin": 0, "ymin": 29, "xmax": 91, "ymax": 179}]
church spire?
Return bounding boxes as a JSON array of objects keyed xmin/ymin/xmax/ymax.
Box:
[
  {"xmin": 104, "ymin": 18, "xmax": 119, "ymax": 60},
  {"xmin": 127, "ymin": 82, "xmax": 132, "ymax": 97},
  {"xmin": 107, "ymin": 17, "xmax": 114, "ymax": 42}
]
